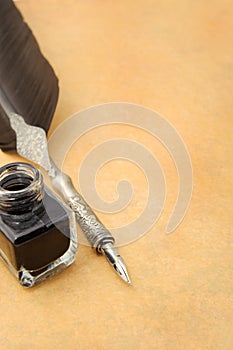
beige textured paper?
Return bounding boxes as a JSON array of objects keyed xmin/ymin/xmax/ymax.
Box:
[{"xmin": 0, "ymin": 1, "xmax": 232, "ymax": 349}]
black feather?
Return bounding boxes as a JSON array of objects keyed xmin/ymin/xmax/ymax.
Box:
[{"xmin": 0, "ymin": 0, "xmax": 59, "ymax": 151}]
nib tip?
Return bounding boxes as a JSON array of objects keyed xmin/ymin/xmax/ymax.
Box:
[
  {"xmin": 101, "ymin": 244, "xmax": 132, "ymax": 285},
  {"xmin": 114, "ymin": 261, "xmax": 131, "ymax": 285}
]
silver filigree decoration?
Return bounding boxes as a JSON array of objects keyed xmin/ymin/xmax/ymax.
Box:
[
  {"xmin": 8, "ymin": 113, "xmax": 55, "ymax": 177},
  {"xmin": 68, "ymin": 195, "xmax": 114, "ymax": 247}
]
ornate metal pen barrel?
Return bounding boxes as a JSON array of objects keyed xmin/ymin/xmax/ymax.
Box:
[
  {"xmin": 68, "ymin": 195, "xmax": 115, "ymax": 253},
  {"xmin": 51, "ymin": 168, "xmax": 115, "ymax": 253}
]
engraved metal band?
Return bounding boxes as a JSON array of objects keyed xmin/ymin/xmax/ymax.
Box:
[{"xmin": 68, "ymin": 194, "xmax": 115, "ymax": 253}]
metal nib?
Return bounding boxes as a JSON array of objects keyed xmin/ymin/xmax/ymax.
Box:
[{"xmin": 101, "ymin": 243, "xmax": 131, "ymax": 284}]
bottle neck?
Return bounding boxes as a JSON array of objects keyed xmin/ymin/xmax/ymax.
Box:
[{"xmin": 0, "ymin": 162, "xmax": 44, "ymax": 217}]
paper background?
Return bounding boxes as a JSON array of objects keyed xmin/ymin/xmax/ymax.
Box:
[{"xmin": 0, "ymin": 1, "xmax": 232, "ymax": 349}]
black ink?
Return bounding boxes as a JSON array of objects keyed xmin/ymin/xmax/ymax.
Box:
[{"xmin": 0, "ymin": 162, "xmax": 77, "ymax": 286}]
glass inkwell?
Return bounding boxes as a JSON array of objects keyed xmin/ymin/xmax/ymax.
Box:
[{"xmin": 0, "ymin": 162, "xmax": 78, "ymax": 287}]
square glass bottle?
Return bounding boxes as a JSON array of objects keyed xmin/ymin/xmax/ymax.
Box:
[{"xmin": 0, "ymin": 162, "xmax": 78, "ymax": 287}]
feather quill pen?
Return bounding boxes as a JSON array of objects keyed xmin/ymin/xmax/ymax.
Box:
[{"xmin": 0, "ymin": 0, "xmax": 131, "ymax": 284}]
